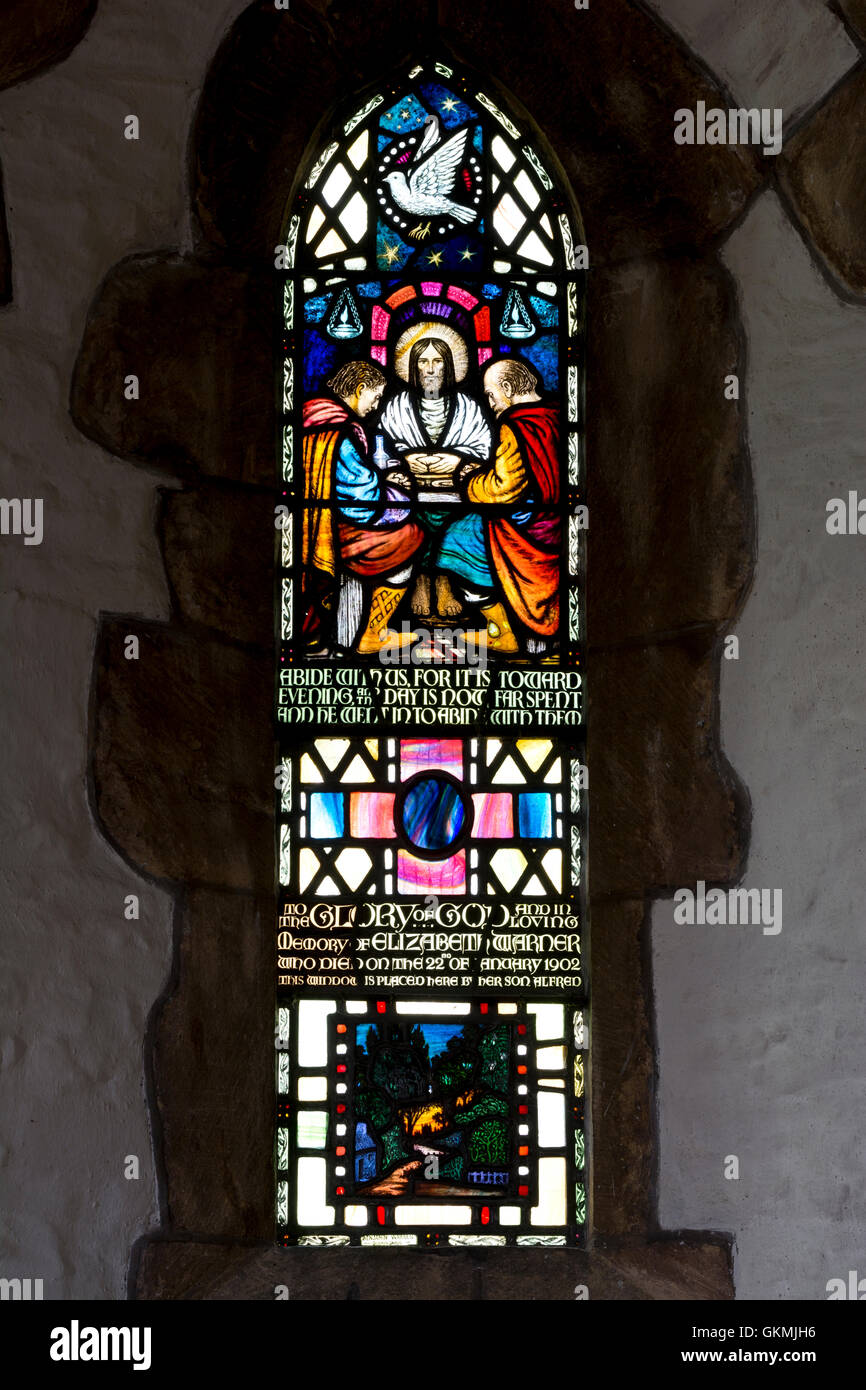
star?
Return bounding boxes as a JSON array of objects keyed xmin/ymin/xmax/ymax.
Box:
[
  {"xmin": 381, "ymin": 243, "xmax": 401, "ymax": 265},
  {"xmin": 399, "ymin": 108, "xmax": 410, "ymax": 120},
  {"xmin": 459, "ymin": 246, "xmax": 475, "ymax": 261},
  {"xmin": 441, "ymin": 97, "xmax": 458, "ymax": 113},
  {"xmin": 426, "ymin": 249, "xmax": 443, "ymax": 266}
]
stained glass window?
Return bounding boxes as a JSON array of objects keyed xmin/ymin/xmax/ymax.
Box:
[{"xmin": 276, "ymin": 59, "xmax": 587, "ymax": 1247}]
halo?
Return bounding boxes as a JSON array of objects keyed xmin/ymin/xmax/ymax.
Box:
[{"xmin": 393, "ymin": 321, "xmax": 469, "ymax": 383}]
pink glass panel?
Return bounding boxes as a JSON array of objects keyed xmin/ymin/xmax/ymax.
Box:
[
  {"xmin": 371, "ymin": 306, "xmax": 390, "ymax": 340},
  {"xmin": 420, "ymin": 282, "xmax": 443, "ymax": 296},
  {"xmin": 471, "ymin": 792, "xmax": 513, "ymax": 838},
  {"xmin": 349, "ymin": 792, "xmax": 396, "ymax": 839},
  {"xmin": 397, "ymin": 850, "xmax": 466, "ymax": 896},
  {"xmin": 371, "ymin": 345, "xmax": 387, "ymax": 365},
  {"xmin": 478, "ymin": 347, "xmax": 493, "ymax": 365},
  {"xmin": 400, "ymin": 739, "xmax": 463, "ymax": 780}
]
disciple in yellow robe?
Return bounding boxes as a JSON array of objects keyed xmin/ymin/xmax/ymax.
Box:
[{"xmin": 437, "ymin": 402, "xmax": 561, "ymax": 636}]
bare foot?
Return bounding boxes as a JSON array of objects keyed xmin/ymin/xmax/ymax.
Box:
[
  {"xmin": 435, "ymin": 573, "xmax": 463, "ymax": 619},
  {"xmin": 411, "ymin": 573, "xmax": 432, "ymax": 617}
]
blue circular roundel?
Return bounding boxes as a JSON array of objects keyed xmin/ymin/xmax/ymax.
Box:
[{"xmin": 401, "ymin": 776, "xmax": 467, "ymax": 854}]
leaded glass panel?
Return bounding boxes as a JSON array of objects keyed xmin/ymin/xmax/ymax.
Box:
[{"xmin": 276, "ymin": 58, "xmax": 587, "ymax": 1247}]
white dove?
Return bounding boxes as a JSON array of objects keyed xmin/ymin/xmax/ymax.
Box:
[{"xmin": 382, "ymin": 121, "xmax": 476, "ymax": 227}]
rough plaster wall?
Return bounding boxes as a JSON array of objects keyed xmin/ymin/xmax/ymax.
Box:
[
  {"xmin": 649, "ymin": 1, "xmax": 866, "ymax": 1298},
  {"xmin": 0, "ymin": 0, "xmax": 250, "ymax": 1300},
  {"xmin": 654, "ymin": 192, "xmax": 866, "ymax": 1299},
  {"xmin": 1, "ymin": 0, "xmax": 863, "ymax": 1300},
  {"xmin": 645, "ymin": 0, "xmax": 856, "ymax": 121}
]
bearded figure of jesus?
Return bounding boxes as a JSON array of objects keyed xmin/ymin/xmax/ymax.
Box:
[{"xmin": 379, "ymin": 336, "xmax": 491, "ymax": 619}]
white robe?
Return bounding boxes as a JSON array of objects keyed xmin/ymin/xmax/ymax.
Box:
[{"xmin": 380, "ymin": 390, "xmax": 491, "ymax": 461}]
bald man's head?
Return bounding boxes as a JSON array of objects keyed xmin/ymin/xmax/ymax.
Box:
[{"xmin": 483, "ymin": 359, "xmax": 541, "ymax": 416}]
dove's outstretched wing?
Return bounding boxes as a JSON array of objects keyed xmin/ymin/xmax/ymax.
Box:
[{"xmin": 409, "ymin": 127, "xmax": 468, "ymax": 199}]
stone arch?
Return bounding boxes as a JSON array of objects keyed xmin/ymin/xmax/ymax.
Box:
[{"xmin": 72, "ymin": 0, "xmax": 759, "ymax": 1299}]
